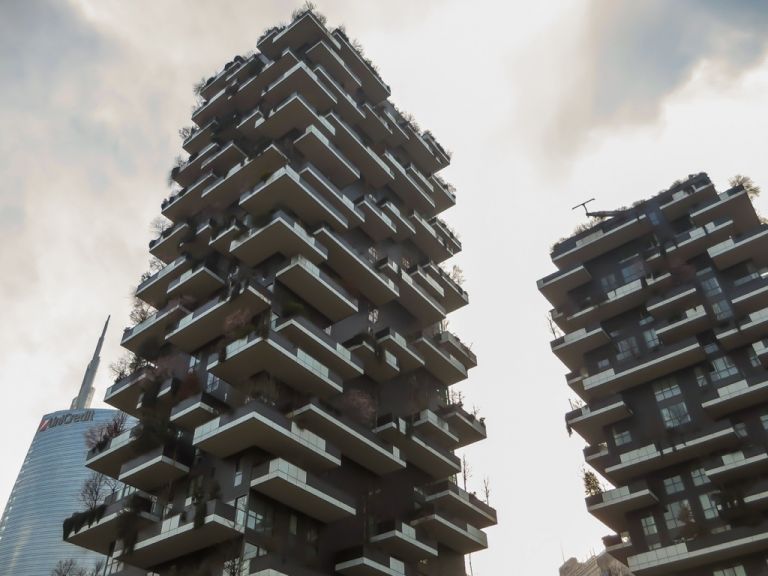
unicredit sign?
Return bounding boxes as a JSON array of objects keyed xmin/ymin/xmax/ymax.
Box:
[{"xmin": 38, "ymin": 410, "xmax": 95, "ymax": 432}]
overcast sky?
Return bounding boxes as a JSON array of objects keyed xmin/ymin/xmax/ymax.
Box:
[{"xmin": 2, "ymin": 1, "xmax": 768, "ymax": 574}]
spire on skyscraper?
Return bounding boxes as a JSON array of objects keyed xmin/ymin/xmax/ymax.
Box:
[{"xmin": 71, "ymin": 316, "xmax": 109, "ymax": 410}]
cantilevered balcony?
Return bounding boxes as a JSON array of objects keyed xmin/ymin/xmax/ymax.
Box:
[
  {"xmin": 135, "ymin": 256, "xmax": 193, "ymax": 308},
  {"xmin": 551, "ymin": 215, "xmax": 652, "ymax": 270},
  {"xmin": 383, "ymin": 152, "xmax": 434, "ymax": 214},
  {"xmin": 537, "ymin": 264, "xmax": 592, "ymax": 308},
  {"xmin": 604, "ymin": 421, "xmax": 739, "ymax": 484},
  {"xmin": 418, "ymin": 480, "xmax": 497, "ymax": 529},
  {"xmin": 65, "ymin": 491, "xmax": 158, "ymax": 554},
  {"xmin": 754, "ymin": 339, "xmax": 768, "ymax": 368},
  {"xmin": 413, "ymin": 336, "xmax": 467, "ymax": 385},
  {"xmin": 250, "ymin": 458, "xmax": 356, "ymax": 522},
  {"xmin": 181, "ymin": 118, "xmax": 218, "ymax": 155},
  {"xmin": 375, "ymin": 328, "xmax": 424, "ymax": 372},
  {"xmin": 332, "ymin": 28, "xmax": 391, "ymax": 104},
  {"xmin": 582, "ymin": 336, "xmax": 705, "ymax": 399},
  {"xmin": 193, "ymin": 399, "xmax": 340, "ymax": 469},
  {"xmin": 104, "ymin": 366, "xmax": 155, "ymax": 416},
  {"xmin": 430, "ymin": 174, "xmax": 456, "ymax": 214},
  {"xmin": 166, "ymin": 262, "xmax": 225, "ymax": 304},
  {"xmin": 397, "ymin": 271, "xmax": 446, "ymax": 325},
  {"xmin": 437, "ymin": 403, "xmax": 487, "ymax": 448},
  {"xmin": 314, "ymin": 226, "xmax": 399, "ymax": 305},
  {"xmin": 85, "ymin": 427, "xmax": 139, "ymax": 477},
  {"xmin": 275, "ymin": 316, "xmax": 363, "ymax": 378},
  {"xmin": 161, "ymin": 171, "xmax": 218, "ymax": 223},
  {"xmin": 200, "ymin": 141, "xmax": 248, "ymax": 177},
  {"xmin": 171, "ymin": 142, "xmax": 221, "ymax": 187},
  {"xmin": 305, "ymin": 39, "xmax": 361, "ymax": 94},
  {"xmin": 116, "ymin": 500, "xmax": 242, "ymax": 569},
  {"xmin": 254, "ymin": 92, "xmax": 334, "ymax": 141},
  {"xmin": 300, "ymin": 164, "xmax": 364, "ymax": 228},
  {"xmin": 410, "ymin": 511, "xmax": 487, "ymax": 554},
  {"xmin": 380, "ymin": 201, "xmax": 415, "ymax": 241},
  {"xmin": 121, "ymin": 302, "xmax": 190, "ymax": 354},
  {"xmin": 118, "ymin": 443, "xmax": 192, "ymax": 491},
  {"xmin": 586, "ymin": 480, "xmax": 658, "ymax": 532},
  {"xmin": 290, "ymin": 399, "xmax": 405, "ymax": 475},
  {"xmin": 419, "ymin": 264, "xmax": 469, "ymax": 313},
  {"xmin": 627, "ymin": 523, "xmax": 768, "ymax": 576},
  {"xmin": 276, "ymin": 256, "xmax": 359, "ymax": 322},
  {"xmin": 169, "ymin": 391, "xmax": 220, "ymax": 430},
  {"xmin": 295, "ymin": 125, "xmax": 359, "ymax": 188},
  {"xmin": 431, "ymin": 217, "xmax": 461, "ymax": 255},
  {"xmin": 202, "ymin": 144, "xmax": 288, "ymax": 209},
  {"xmin": 260, "ymin": 61, "xmax": 336, "ymax": 114},
  {"xmin": 691, "ymin": 186, "xmax": 761, "ymax": 233},
  {"xmin": 407, "ymin": 265, "xmax": 444, "ymax": 301},
  {"xmin": 707, "ymin": 447, "xmax": 768, "ymax": 484},
  {"xmin": 374, "ymin": 415, "xmax": 461, "ymax": 479},
  {"xmin": 660, "ymin": 180, "xmax": 717, "ymax": 219},
  {"xmin": 565, "ymin": 396, "xmax": 632, "ymax": 445},
  {"xmin": 312, "ymin": 65, "xmax": 366, "ymax": 127},
  {"xmin": 240, "ymin": 166, "xmax": 347, "ymax": 231},
  {"xmin": 550, "ymin": 325, "xmax": 610, "ymax": 371},
  {"xmin": 647, "ymin": 219, "xmax": 733, "ymax": 265},
  {"xmin": 247, "ymin": 554, "xmax": 326, "ymax": 576},
  {"xmin": 149, "ymin": 221, "xmax": 193, "ymax": 264},
  {"xmin": 370, "ymin": 520, "xmax": 437, "ymax": 561},
  {"xmin": 436, "ymin": 332, "xmax": 476, "ymax": 369},
  {"xmin": 399, "ymin": 123, "xmax": 443, "ymax": 176},
  {"xmin": 347, "ymin": 337, "xmax": 400, "ymax": 383},
  {"xmin": 717, "ymin": 306, "xmax": 768, "ymax": 350},
  {"xmin": 730, "ymin": 274, "xmax": 768, "ymax": 315},
  {"xmin": 655, "ymin": 305, "xmax": 709, "ymax": 344},
  {"xmin": 603, "ymin": 533, "xmax": 633, "ymax": 564},
  {"xmin": 357, "ymin": 102, "xmax": 392, "ymax": 143},
  {"xmin": 165, "ymin": 280, "xmax": 271, "ymax": 353},
  {"xmin": 411, "ymin": 409, "xmax": 458, "ymax": 448},
  {"xmin": 703, "ymin": 377, "xmax": 768, "ymax": 418},
  {"xmin": 230, "ymin": 210, "xmax": 326, "ymax": 267},
  {"xmin": 646, "ymin": 285, "xmax": 699, "ymax": 319},
  {"xmin": 356, "ymin": 195, "xmax": 397, "ymax": 241},
  {"xmin": 258, "ymin": 11, "xmax": 337, "ymax": 59},
  {"xmin": 708, "ymin": 226, "xmax": 768, "ymax": 270},
  {"xmin": 555, "ymin": 274, "xmax": 673, "ymax": 333},
  {"xmin": 207, "ymin": 218, "xmax": 244, "ymax": 255},
  {"xmin": 410, "ymin": 212, "xmax": 456, "ymax": 262},
  {"xmin": 231, "ymin": 49, "xmax": 300, "ymax": 111},
  {"xmin": 208, "ymin": 329, "xmax": 343, "ymax": 397},
  {"xmin": 327, "ymin": 113, "xmax": 393, "ymax": 187},
  {"xmin": 335, "ymin": 547, "xmax": 405, "ymax": 576}
]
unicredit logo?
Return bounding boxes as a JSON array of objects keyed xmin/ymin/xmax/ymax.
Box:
[{"xmin": 38, "ymin": 410, "xmax": 94, "ymax": 432}]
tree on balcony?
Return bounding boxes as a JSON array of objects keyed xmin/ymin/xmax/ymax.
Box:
[
  {"xmin": 84, "ymin": 412, "xmax": 127, "ymax": 452},
  {"xmin": 582, "ymin": 468, "xmax": 602, "ymax": 497},
  {"xmin": 79, "ymin": 471, "xmax": 119, "ymax": 511},
  {"xmin": 729, "ymin": 174, "xmax": 761, "ymax": 199}
]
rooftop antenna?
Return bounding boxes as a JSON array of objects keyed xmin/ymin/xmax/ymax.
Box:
[
  {"xmin": 71, "ymin": 315, "xmax": 110, "ymax": 410},
  {"xmin": 572, "ymin": 198, "xmax": 595, "ymax": 217},
  {"xmin": 572, "ymin": 198, "xmax": 628, "ymax": 220}
]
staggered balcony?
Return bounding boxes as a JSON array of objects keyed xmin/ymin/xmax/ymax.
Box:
[
  {"xmin": 118, "ymin": 443, "xmax": 192, "ymax": 491},
  {"xmin": 551, "ymin": 214, "xmax": 652, "ymax": 270},
  {"xmin": 537, "ymin": 264, "xmax": 592, "ymax": 308},
  {"xmin": 172, "ymin": 142, "xmax": 222, "ymax": 187},
  {"xmin": 706, "ymin": 446, "xmax": 768, "ymax": 484},
  {"xmin": 437, "ymin": 403, "xmax": 487, "ymax": 447},
  {"xmin": 166, "ymin": 262, "xmax": 225, "ymax": 304},
  {"xmin": 436, "ymin": 331, "xmax": 476, "ymax": 369},
  {"xmin": 655, "ymin": 305, "xmax": 709, "ymax": 344},
  {"xmin": 730, "ymin": 274, "xmax": 768, "ymax": 315},
  {"xmin": 375, "ymin": 328, "xmax": 424, "ymax": 373},
  {"xmin": 300, "ymin": 164, "xmax": 365, "ymax": 227},
  {"xmin": 648, "ymin": 219, "xmax": 733, "ymax": 265},
  {"xmin": 659, "ymin": 180, "xmax": 717, "ymax": 219},
  {"xmin": 380, "ymin": 201, "xmax": 415, "ymax": 241},
  {"xmin": 334, "ymin": 546, "xmax": 405, "ymax": 576},
  {"xmin": 253, "ymin": 92, "xmax": 334, "ymax": 140},
  {"xmin": 384, "ymin": 152, "xmax": 434, "ymax": 214},
  {"xmin": 230, "ymin": 210, "xmax": 326, "ymax": 267},
  {"xmin": 708, "ymin": 226, "xmax": 768, "ymax": 270},
  {"xmin": 208, "ymin": 328, "xmax": 343, "ymax": 397},
  {"xmin": 417, "ymin": 480, "xmax": 497, "ymax": 529},
  {"xmin": 85, "ymin": 427, "xmax": 140, "ymax": 477},
  {"xmin": 149, "ymin": 222, "xmax": 193, "ymax": 264},
  {"xmin": 161, "ymin": 171, "xmax": 218, "ymax": 224},
  {"xmin": 410, "ymin": 211, "xmax": 454, "ymax": 263},
  {"xmin": 193, "ymin": 399, "xmax": 341, "ymax": 469},
  {"xmin": 369, "ymin": 520, "xmax": 438, "ymax": 561},
  {"xmin": 691, "ymin": 186, "xmax": 761, "ymax": 233},
  {"xmin": 116, "ymin": 500, "xmax": 242, "ymax": 569},
  {"xmin": 550, "ymin": 325, "xmax": 610, "ymax": 370},
  {"xmin": 326, "ymin": 113, "xmax": 392, "ymax": 187},
  {"xmin": 276, "ymin": 256, "xmax": 359, "ymax": 321},
  {"xmin": 104, "ymin": 366, "xmax": 155, "ymax": 416},
  {"xmin": 565, "ymin": 396, "xmax": 632, "ymax": 445},
  {"xmin": 646, "ymin": 285, "xmax": 699, "ymax": 319},
  {"xmin": 347, "ymin": 337, "xmax": 400, "ymax": 383},
  {"xmin": 250, "ymin": 458, "xmax": 356, "ymax": 522},
  {"xmin": 332, "ymin": 28, "xmax": 391, "ymax": 104},
  {"xmin": 275, "ymin": 316, "xmax": 362, "ymax": 378},
  {"xmin": 165, "ymin": 280, "xmax": 271, "ymax": 353},
  {"xmin": 586, "ymin": 480, "xmax": 658, "ymax": 532},
  {"xmin": 247, "ymin": 554, "xmax": 326, "ymax": 576},
  {"xmin": 411, "ymin": 409, "xmax": 458, "ymax": 448},
  {"xmin": 135, "ymin": 256, "xmax": 193, "ymax": 308},
  {"xmin": 396, "ymin": 270, "xmax": 446, "ymax": 325},
  {"xmin": 410, "ymin": 511, "xmax": 487, "ymax": 554},
  {"xmin": 304, "ymin": 39, "xmax": 361, "ymax": 94},
  {"xmin": 413, "ymin": 336, "xmax": 467, "ymax": 385},
  {"xmin": 702, "ymin": 377, "xmax": 768, "ymax": 418},
  {"xmin": 258, "ymin": 11, "xmax": 338, "ymax": 61},
  {"xmin": 290, "ymin": 399, "xmax": 405, "ymax": 475},
  {"xmin": 169, "ymin": 390, "xmax": 222, "ymax": 430},
  {"xmin": 295, "ymin": 124, "xmax": 360, "ymax": 188},
  {"xmin": 717, "ymin": 306, "xmax": 768, "ymax": 350},
  {"xmin": 374, "ymin": 415, "xmax": 460, "ymax": 479}
]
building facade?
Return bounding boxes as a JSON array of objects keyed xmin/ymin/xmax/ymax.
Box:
[
  {"xmin": 539, "ymin": 173, "xmax": 768, "ymax": 576},
  {"xmin": 0, "ymin": 408, "xmax": 120, "ymax": 575},
  {"xmin": 66, "ymin": 8, "xmax": 493, "ymax": 576},
  {"xmin": 560, "ymin": 552, "xmax": 634, "ymax": 576}
]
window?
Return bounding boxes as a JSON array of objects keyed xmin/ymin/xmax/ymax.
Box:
[
  {"xmin": 701, "ymin": 276, "xmax": 723, "ymax": 297},
  {"xmin": 616, "ymin": 336, "xmax": 640, "ymax": 362},
  {"xmin": 600, "ymin": 273, "xmax": 619, "ymax": 293},
  {"xmin": 699, "ymin": 493, "xmax": 718, "ymax": 520},
  {"xmin": 711, "ymin": 356, "xmax": 739, "ymax": 382},
  {"xmin": 640, "ymin": 514, "xmax": 658, "ymax": 536},
  {"xmin": 367, "ymin": 246, "xmax": 379, "ymax": 263},
  {"xmin": 712, "ymin": 299, "xmax": 733, "ymax": 321},
  {"xmin": 643, "ymin": 329, "xmax": 660, "ymax": 349},
  {"xmin": 761, "ymin": 413, "xmax": 768, "ymax": 431},
  {"xmin": 691, "ymin": 467, "xmax": 710, "ymax": 486},
  {"xmin": 621, "ymin": 256, "xmax": 645, "ymax": 284},
  {"xmin": 664, "ymin": 499, "xmax": 691, "ymax": 530},
  {"xmin": 613, "ymin": 427, "xmax": 632, "ymax": 447},
  {"xmin": 713, "ymin": 566, "xmax": 746, "ymax": 576},
  {"xmin": 734, "ymin": 422, "xmax": 748, "ymax": 438},
  {"xmin": 234, "ymin": 458, "xmax": 243, "ymax": 487},
  {"xmin": 695, "ymin": 367, "xmax": 709, "ymax": 388},
  {"xmin": 368, "ymin": 307, "xmax": 379, "ymax": 324},
  {"xmin": 663, "ymin": 475, "xmax": 685, "ymax": 495},
  {"xmin": 654, "ymin": 378, "xmax": 682, "ymax": 401},
  {"xmin": 661, "ymin": 402, "xmax": 691, "ymax": 429},
  {"xmin": 597, "ymin": 358, "xmax": 611, "ymax": 371},
  {"xmin": 749, "ymin": 347, "xmax": 762, "ymax": 368}
]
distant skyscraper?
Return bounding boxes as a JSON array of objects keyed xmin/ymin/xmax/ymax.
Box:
[
  {"xmin": 71, "ymin": 316, "xmax": 110, "ymax": 410},
  {"xmin": 0, "ymin": 318, "xmax": 121, "ymax": 575}
]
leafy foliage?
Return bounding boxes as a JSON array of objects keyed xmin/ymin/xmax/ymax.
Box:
[{"xmin": 729, "ymin": 174, "xmax": 761, "ymax": 198}]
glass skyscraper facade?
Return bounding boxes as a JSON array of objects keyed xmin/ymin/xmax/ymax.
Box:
[{"xmin": 0, "ymin": 408, "xmax": 119, "ymax": 575}]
